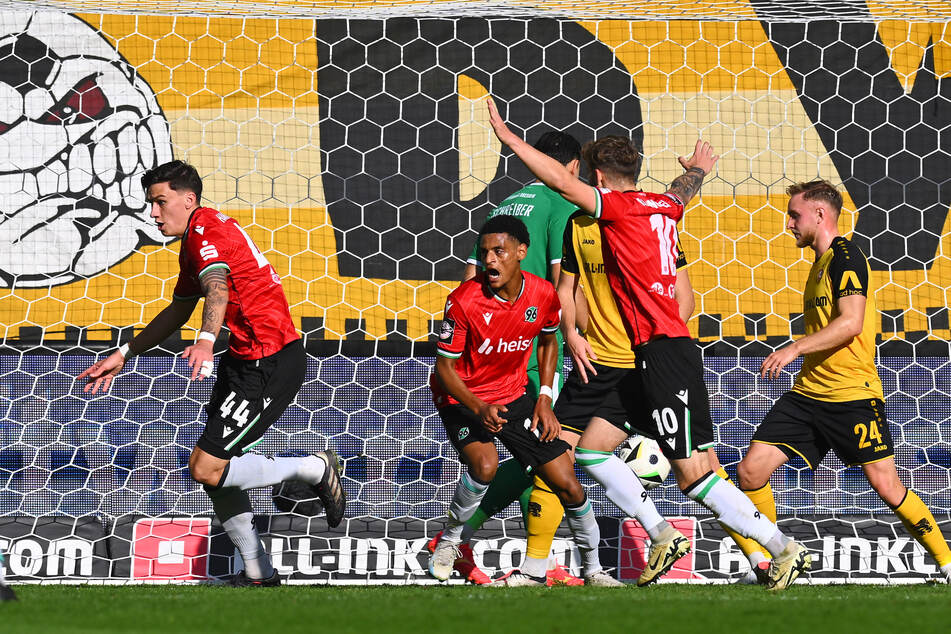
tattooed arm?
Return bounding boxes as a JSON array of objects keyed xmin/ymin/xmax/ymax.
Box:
[
  {"xmin": 197, "ymin": 268, "xmax": 229, "ymax": 338},
  {"xmin": 665, "ymin": 140, "xmax": 719, "ymax": 206},
  {"xmin": 181, "ymin": 267, "xmax": 230, "ymax": 380}
]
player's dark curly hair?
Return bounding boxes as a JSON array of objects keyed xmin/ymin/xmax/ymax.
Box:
[
  {"xmin": 534, "ymin": 130, "xmax": 581, "ymax": 166},
  {"xmin": 787, "ymin": 180, "xmax": 842, "ymax": 216},
  {"xmin": 581, "ymin": 135, "xmax": 642, "ymax": 184},
  {"xmin": 479, "ymin": 215, "xmax": 531, "ymax": 246},
  {"xmin": 141, "ymin": 160, "xmax": 203, "ymax": 203}
]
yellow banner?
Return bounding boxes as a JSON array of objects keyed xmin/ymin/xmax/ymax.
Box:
[{"xmin": 1, "ymin": 12, "xmax": 949, "ymax": 344}]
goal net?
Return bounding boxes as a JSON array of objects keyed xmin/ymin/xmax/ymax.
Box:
[{"xmin": 1, "ymin": 0, "xmax": 950, "ymax": 584}]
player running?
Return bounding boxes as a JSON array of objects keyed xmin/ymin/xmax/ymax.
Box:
[
  {"xmin": 559, "ymin": 210, "xmax": 692, "ymax": 586},
  {"xmin": 562, "ymin": 215, "xmax": 770, "ymax": 585},
  {"xmin": 77, "ymin": 160, "xmax": 345, "ymax": 587},
  {"xmin": 428, "ymin": 215, "xmax": 621, "ymax": 587},
  {"xmin": 488, "ymin": 98, "xmax": 811, "ymax": 591},
  {"xmin": 736, "ymin": 180, "xmax": 951, "ymax": 584}
]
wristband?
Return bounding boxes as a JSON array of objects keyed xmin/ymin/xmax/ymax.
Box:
[
  {"xmin": 197, "ymin": 331, "xmax": 216, "ymax": 344},
  {"xmin": 539, "ymin": 385, "xmax": 554, "ymax": 399},
  {"xmin": 118, "ymin": 343, "xmax": 130, "ymax": 359}
]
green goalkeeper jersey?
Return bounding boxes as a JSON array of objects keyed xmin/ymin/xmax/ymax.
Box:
[{"xmin": 468, "ymin": 183, "xmax": 577, "ymax": 281}]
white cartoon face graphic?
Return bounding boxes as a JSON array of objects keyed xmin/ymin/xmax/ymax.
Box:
[{"xmin": 0, "ymin": 13, "xmax": 173, "ymax": 287}]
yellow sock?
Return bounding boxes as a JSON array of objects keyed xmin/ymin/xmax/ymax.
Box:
[
  {"xmin": 743, "ymin": 480, "xmax": 777, "ymax": 523},
  {"xmin": 716, "ymin": 468, "xmax": 771, "ymax": 560},
  {"xmin": 893, "ymin": 489, "xmax": 951, "ymax": 567},
  {"xmin": 525, "ymin": 476, "xmax": 564, "ymax": 561}
]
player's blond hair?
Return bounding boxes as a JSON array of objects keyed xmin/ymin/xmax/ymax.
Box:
[{"xmin": 787, "ymin": 180, "xmax": 842, "ymax": 216}]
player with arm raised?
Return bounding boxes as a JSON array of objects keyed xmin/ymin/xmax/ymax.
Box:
[
  {"xmin": 558, "ymin": 163, "xmax": 771, "ymax": 586},
  {"xmin": 77, "ymin": 160, "xmax": 345, "ymax": 587},
  {"xmin": 558, "ymin": 210, "xmax": 692, "ymax": 586},
  {"xmin": 488, "ymin": 98, "xmax": 811, "ymax": 591},
  {"xmin": 736, "ymin": 180, "xmax": 951, "ymax": 584},
  {"xmin": 428, "ymin": 215, "xmax": 621, "ymax": 587},
  {"xmin": 433, "ymin": 131, "xmax": 582, "ymax": 587}
]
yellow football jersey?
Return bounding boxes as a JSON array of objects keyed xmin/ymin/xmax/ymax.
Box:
[
  {"xmin": 793, "ymin": 236, "xmax": 883, "ymax": 401},
  {"xmin": 561, "ymin": 213, "xmax": 636, "ymax": 368}
]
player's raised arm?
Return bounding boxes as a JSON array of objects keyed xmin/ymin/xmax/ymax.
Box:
[
  {"xmin": 78, "ymin": 298, "xmax": 198, "ymax": 394},
  {"xmin": 665, "ymin": 139, "xmax": 719, "ymax": 206},
  {"xmin": 487, "ymin": 98, "xmax": 598, "ymax": 215}
]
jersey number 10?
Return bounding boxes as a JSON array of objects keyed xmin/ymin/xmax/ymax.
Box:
[{"xmin": 650, "ymin": 215, "xmax": 678, "ymax": 276}]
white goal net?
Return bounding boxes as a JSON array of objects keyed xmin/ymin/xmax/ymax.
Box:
[{"xmin": 1, "ymin": 0, "xmax": 950, "ymax": 583}]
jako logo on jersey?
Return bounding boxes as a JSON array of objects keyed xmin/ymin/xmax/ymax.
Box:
[
  {"xmin": 582, "ymin": 238, "xmax": 595, "ymax": 245},
  {"xmin": 199, "ymin": 242, "xmax": 219, "ymax": 261},
  {"xmin": 524, "ymin": 306, "xmax": 537, "ymax": 322},
  {"xmin": 477, "ymin": 337, "xmax": 532, "ymax": 354}
]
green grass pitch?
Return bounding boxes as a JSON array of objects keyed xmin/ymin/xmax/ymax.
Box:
[{"xmin": 4, "ymin": 584, "xmax": 950, "ymax": 634}]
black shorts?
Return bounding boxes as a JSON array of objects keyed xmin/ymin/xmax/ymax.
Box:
[
  {"xmin": 197, "ymin": 340, "xmax": 306, "ymax": 459},
  {"xmin": 555, "ymin": 363, "xmax": 636, "ymax": 436},
  {"xmin": 752, "ymin": 391, "xmax": 894, "ymax": 468},
  {"xmin": 631, "ymin": 337, "xmax": 715, "ymax": 460},
  {"xmin": 439, "ymin": 394, "xmax": 571, "ymax": 471}
]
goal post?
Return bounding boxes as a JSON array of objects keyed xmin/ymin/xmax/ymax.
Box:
[{"xmin": 1, "ymin": 1, "xmax": 950, "ymax": 584}]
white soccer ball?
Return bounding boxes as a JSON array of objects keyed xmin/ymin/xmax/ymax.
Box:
[{"xmin": 617, "ymin": 435, "xmax": 670, "ymax": 489}]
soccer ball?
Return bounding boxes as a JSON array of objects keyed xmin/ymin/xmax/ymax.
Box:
[{"xmin": 617, "ymin": 435, "xmax": 670, "ymax": 489}]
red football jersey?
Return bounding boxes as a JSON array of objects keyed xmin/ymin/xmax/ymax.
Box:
[
  {"xmin": 173, "ymin": 207, "xmax": 299, "ymax": 360},
  {"xmin": 594, "ymin": 188, "xmax": 689, "ymax": 346},
  {"xmin": 432, "ymin": 272, "xmax": 561, "ymax": 407}
]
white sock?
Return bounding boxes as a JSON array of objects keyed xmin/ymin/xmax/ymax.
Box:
[
  {"xmin": 222, "ymin": 453, "xmax": 325, "ymax": 490},
  {"xmin": 207, "ymin": 486, "xmax": 274, "ymax": 579},
  {"xmin": 443, "ymin": 470, "xmax": 490, "ymax": 543},
  {"xmin": 564, "ymin": 496, "xmax": 602, "ymax": 577},
  {"xmin": 748, "ymin": 551, "xmax": 768, "ymax": 567},
  {"xmin": 684, "ymin": 472, "xmax": 790, "ymax": 557},
  {"xmin": 578, "ymin": 450, "xmax": 669, "ymax": 540},
  {"xmin": 521, "ymin": 555, "xmax": 549, "ymax": 578}
]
